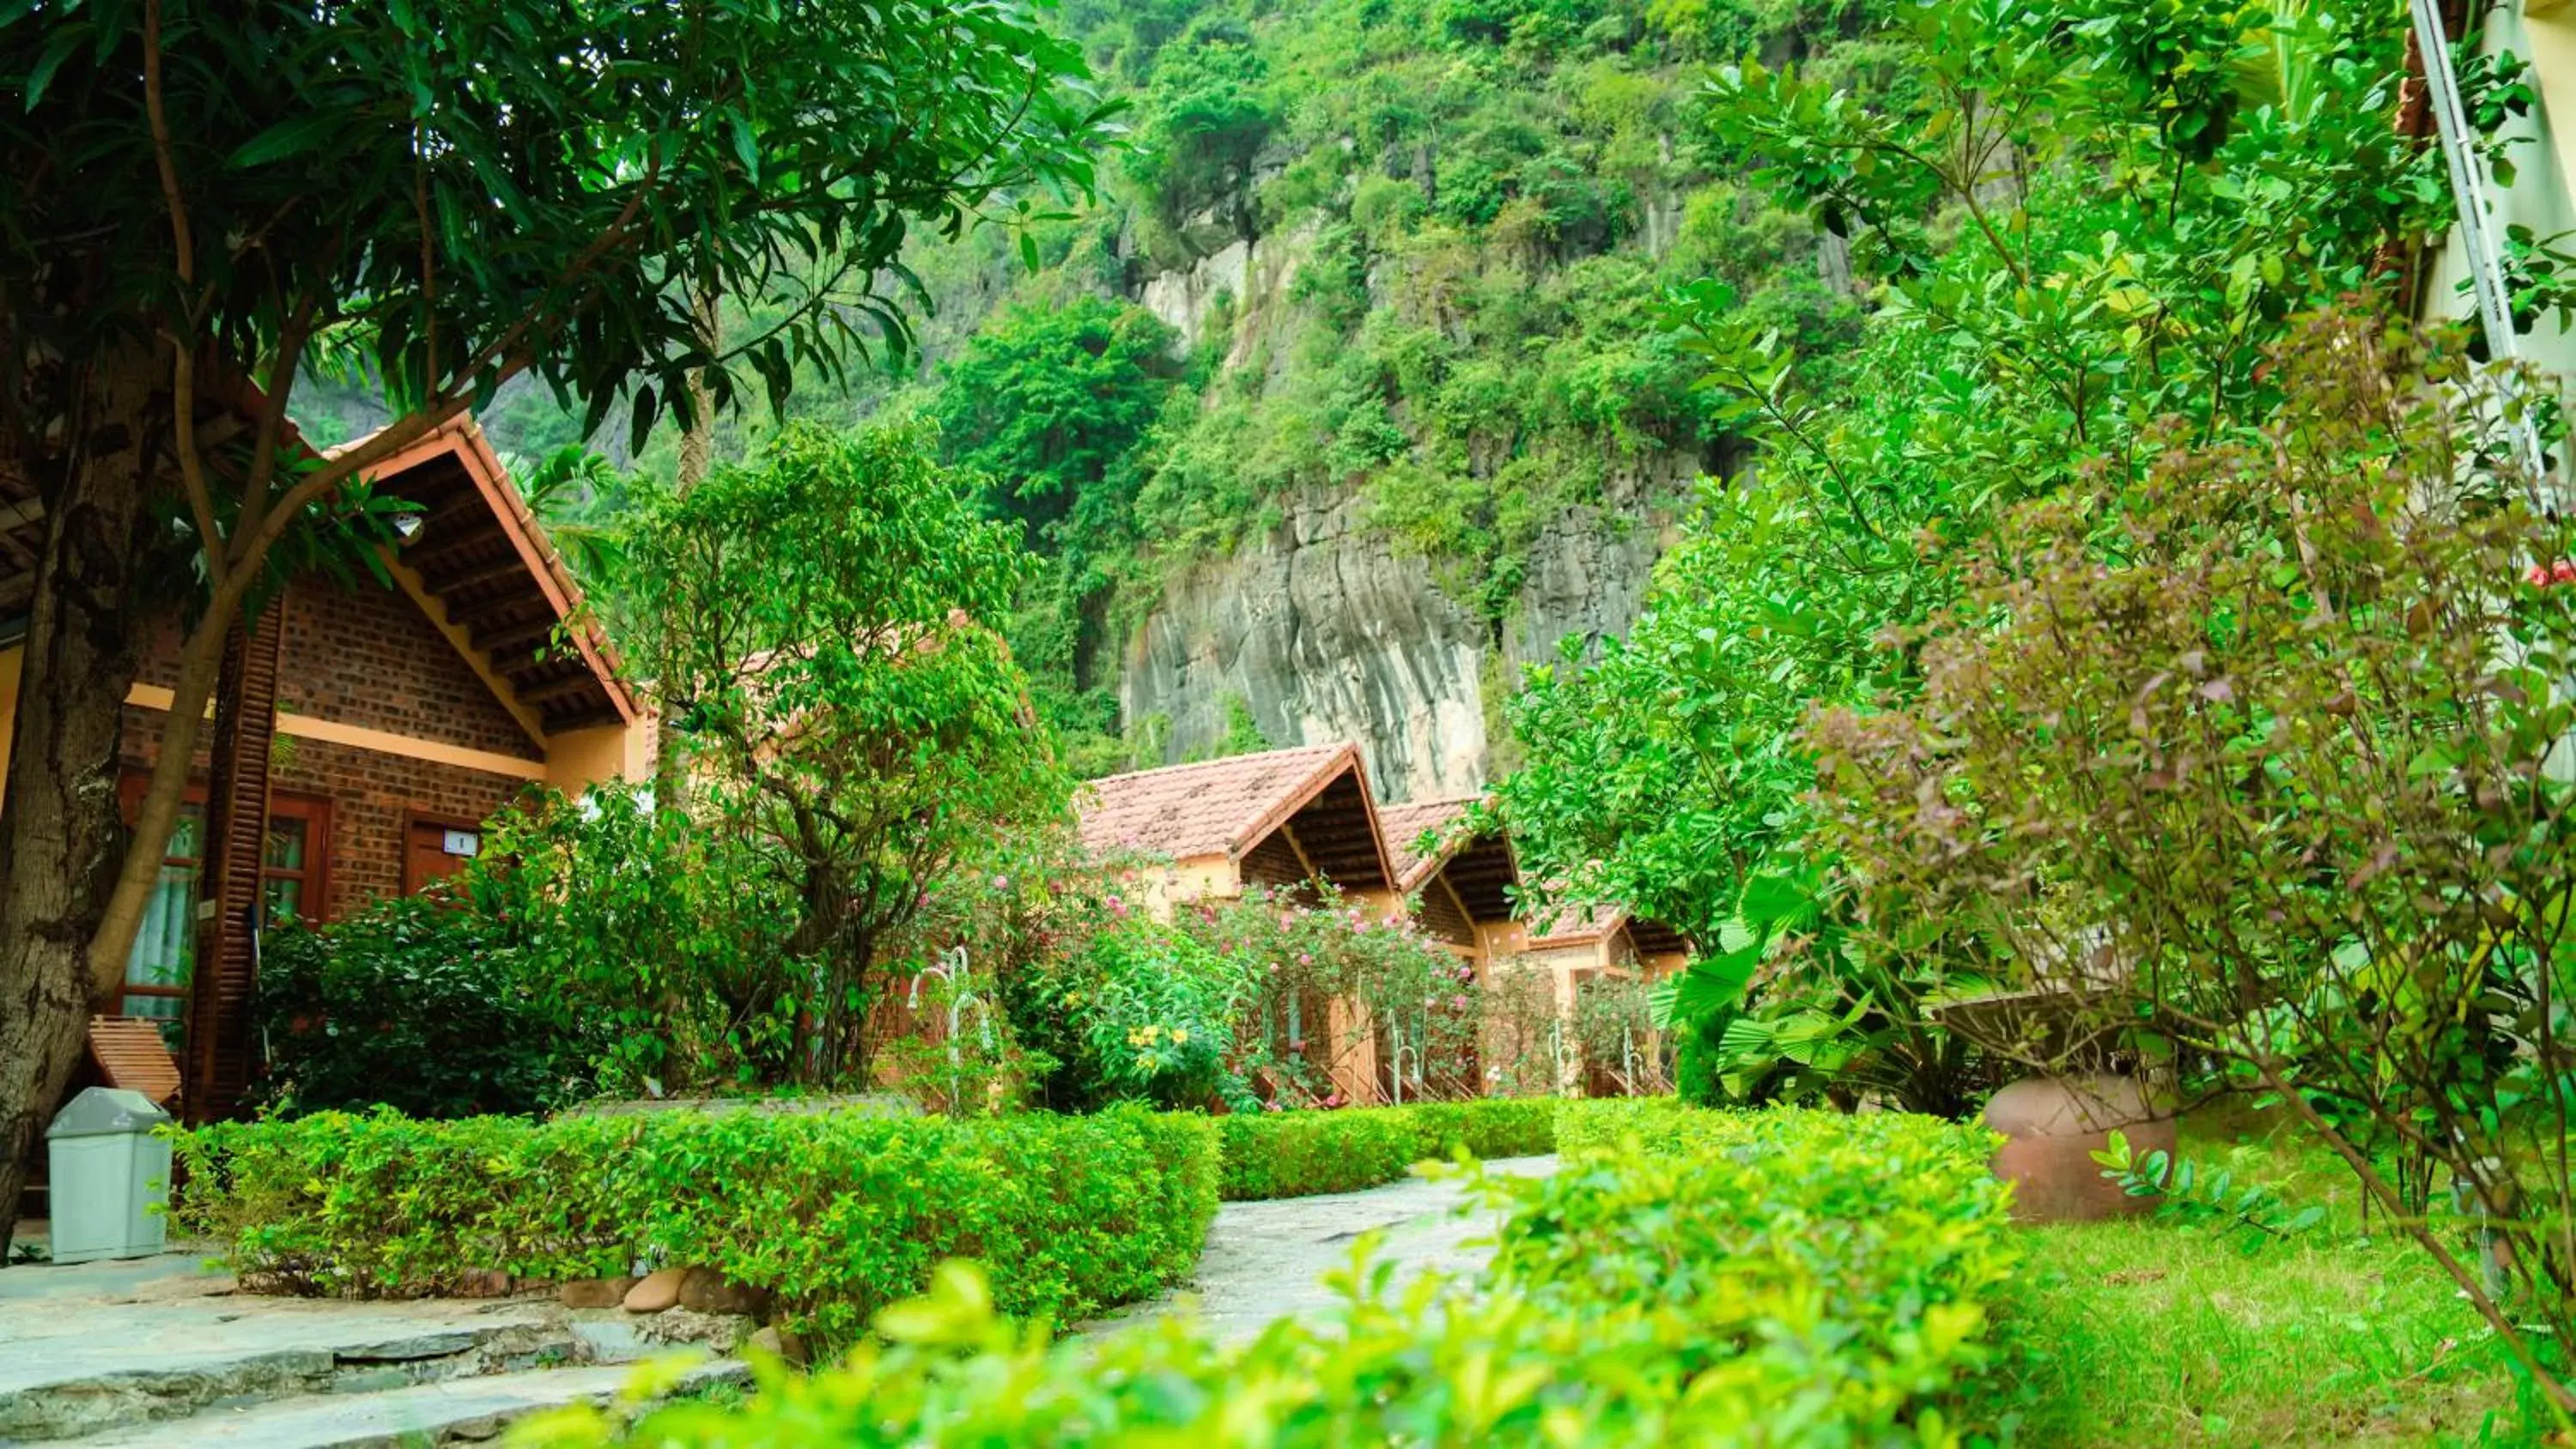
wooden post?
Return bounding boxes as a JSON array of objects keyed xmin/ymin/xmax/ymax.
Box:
[{"xmin": 183, "ymin": 599, "xmax": 283, "ymax": 1125}]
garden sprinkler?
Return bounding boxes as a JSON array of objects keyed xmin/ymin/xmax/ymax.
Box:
[
  {"xmin": 1388, "ymin": 1022, "xmax": 1421, "ymax": 1107},
  {"xmin": 906, "ymin": 945, "xmax": 987, "ymax": 1113}
]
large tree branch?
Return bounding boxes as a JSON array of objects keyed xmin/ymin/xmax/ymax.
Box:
[
  {"xmin": 167, "ymin": 345, "xmax": 226, "ymax": 591},
  {"xmin": 142, "ymin": 0, "xmax": 196, "ymax": 297}
]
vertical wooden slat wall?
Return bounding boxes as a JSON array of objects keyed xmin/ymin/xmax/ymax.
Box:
[{"xmin": 184, "ymin": 599, "xmax": 283, "ymax": 1125}]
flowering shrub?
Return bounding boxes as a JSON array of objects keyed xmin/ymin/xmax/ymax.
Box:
[
  {"xmin": 1183, "ymin": 884, "xmax": 1496, "ymax": 1106},
  {"xmin": 1022, "ymin": 916, "xmax": 1252, "ymax": 1109},
  {"xmin": 1571, "ymin": 976, "xmax": 1672, "ymax": 1097}
]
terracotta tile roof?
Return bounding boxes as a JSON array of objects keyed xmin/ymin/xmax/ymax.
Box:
[
  {"xmin": 1524, "ymin": 900, "xmax": 1630, "ymax": 949},
  {"xmin": 1078, "ymin": 743, "xmax": 1360, "ymax": 861},
  {"xmin": 1377, "ymin": 796, "xmax": 1480, "ymax": 893},
  {"xmin": 355, "ymin": 415, "xmax": 639, "ymax": 731}
]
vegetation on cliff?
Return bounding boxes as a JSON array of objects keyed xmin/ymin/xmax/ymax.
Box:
[{"xmin": 290, "ymin": 0, "xmax": 1893, "ymax": 773}]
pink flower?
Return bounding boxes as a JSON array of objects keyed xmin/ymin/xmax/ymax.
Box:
[
  {"xmin": 2555, "ymin": 559, "xmax": 2576, "ymax": 585},
  {"xmin": 993, "ymin": 875, "xmax": 1009, "ymax": 890},
  {"xmin": 1450, "ymin": 995, "xmax": 1470, "ymax": 1009},
  {"xmin": 1264, "ymin": 1100, "xmax": 1284, "ymax": 1112},
  {"xmin": 2533, "ymin": 563, "xmax": 2556, "ymax": 588},
  {"xmin": 1297, "ymin": 952, "xmax": 1312, "ymax": 965}
]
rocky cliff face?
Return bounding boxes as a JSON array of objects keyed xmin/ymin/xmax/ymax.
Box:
[
  {"xmin": 1114, "ymin": 192, "xmax": 1699, "ymax": 802},
  {"xmin": 1117, "ymin": 466, "xmax": 1684, "ymax": 802}
]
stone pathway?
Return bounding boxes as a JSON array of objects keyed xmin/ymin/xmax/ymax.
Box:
[
  {"xmin": 1097, "ymin": 1155, "xmax": 1557, "ymax": 1343},
  {"xmin": 1, "ymin": 1158, "xmax": 1556, "ymax": 1442},
  {"xmin": 0, "ymin": 1248, "xmax": 743, "ymax": 1446}
]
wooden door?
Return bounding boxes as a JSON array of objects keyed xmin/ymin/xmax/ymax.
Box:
[{"xmin": 404, "ymin": 816, "xmax": 486, "ymax": 894}]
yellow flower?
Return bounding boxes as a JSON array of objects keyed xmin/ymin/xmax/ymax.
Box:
[
  {"xmin": 1171, "ymin": 1028, "xmax": 1190, "ymax": 1046},
  {"xmin": 1140, "ymin": 1023, "xmax": 1162, "ymax": 1042}
]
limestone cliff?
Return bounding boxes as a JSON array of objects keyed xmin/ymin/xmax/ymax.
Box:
[
  {"xmin": 1118, "ymin": 219, "xmax": 1697, "ymax": 799},
  {"xmin": 1118, "ymin": 465, "xmax": 1684, "ymax": 800}
]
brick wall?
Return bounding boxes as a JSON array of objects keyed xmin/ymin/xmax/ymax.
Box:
[
  {"xmin": 122, "ymin": 573, "xmax": 550, "ymax": 921},
  {"xmin": 275, "ymin": 579, "xmax": 538, "ymax": 761},
  {"xmin": 137, "ymin": 577, "xmax": 539, "ymax": 761}
]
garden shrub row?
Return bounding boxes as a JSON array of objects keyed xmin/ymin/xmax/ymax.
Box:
[
  {"xmin": 170, "ymin": 1105, "xmax": 1216, "ymax": 1349},
  {"xmin": 1212, "ymin": 1097, "xmax": 1556, "ymax": 1200},
  {"xmin": 537, "ymin": 1102, "xmax": 2019, "ymax": 1446}
]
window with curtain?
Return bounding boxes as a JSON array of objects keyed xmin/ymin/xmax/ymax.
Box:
[
  {"xmin": 122, "ymin": 804, "xmax": 204, "ymax": 1029},
  {"xmin": 118, "ymin": 782, "xmax": 330, "ymax": 1045}
]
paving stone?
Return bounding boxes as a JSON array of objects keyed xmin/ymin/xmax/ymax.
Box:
[
  {"xmin": 0, "ymin": 1252, "xmax": 565, "ymax": 1441},
  {"xmin": 1092, "ymin": 1154, "xmax": 1557, "ymax": 1344},
  {"xmin": 64, "ymin": 1358, "xmax": 749, "ymax": 1448}
]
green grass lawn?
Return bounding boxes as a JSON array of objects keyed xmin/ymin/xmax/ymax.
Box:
[{"xmin": 1975, "ymin": 1107, "xmax": 2559, "ymax": 1446}]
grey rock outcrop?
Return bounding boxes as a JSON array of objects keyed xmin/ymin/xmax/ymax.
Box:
[{"xmin": 1118, "ymin": 457, "xmax": 1687, "ymax": 802}]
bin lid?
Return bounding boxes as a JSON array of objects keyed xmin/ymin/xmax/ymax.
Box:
[{"xmin": 46, "ymin": 1086, "xmax": 172, "ymax": 1139}]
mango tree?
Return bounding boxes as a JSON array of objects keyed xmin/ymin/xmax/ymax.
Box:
[{"xmin": 0, "ymin": 0, "xmax": 1106, "ymax": 1248}]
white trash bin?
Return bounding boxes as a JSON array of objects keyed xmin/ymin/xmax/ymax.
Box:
[{"xmin": 45, "ymin": 1087, "xmax": 173, "ymax": 1264}]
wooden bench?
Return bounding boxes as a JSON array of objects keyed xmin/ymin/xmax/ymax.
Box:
[{"xmin": 85, "ymin": 1016, "xmax": 182, "ymax": 1107}]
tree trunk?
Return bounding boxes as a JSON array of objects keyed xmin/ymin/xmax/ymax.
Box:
[{"xmin": 0, "ymin": 342, "xmax": 163, "ymax": 1258}]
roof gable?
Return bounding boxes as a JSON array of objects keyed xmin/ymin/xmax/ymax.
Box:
[
  {"xmin": 1378, "ymin": 796, "xmax": 1473, "ymax": 892},
  {"xmin": 365, "ymin": 419, "xmax": 636, "ymax": 733},
  {"xmin": 1078, "ymin": 743, "xmax": 1393, "ymax": 888}
]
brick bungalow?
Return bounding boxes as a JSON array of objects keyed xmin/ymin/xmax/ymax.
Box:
[
  {"xmin": 1377, "ymin": 795, "xmax": 1517, "ymax": 967},
  {"xmin": 1075, "ymin": 743, "xmax": 1398, "ymax": 915},
  {"xmin": 0, "ymin": 415, "xmax": 648, "ymax": 1123},
  {"xmin": 1076, "ymin": 747, "xmax": 1695, "ymax": 1101},
  {"xmin": 1076, "ymin": 744, "xmax": 1404, "ymax": 1100}
]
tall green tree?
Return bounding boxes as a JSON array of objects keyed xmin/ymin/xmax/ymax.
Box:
[
  {"xmin": 0, "ymin": 0, "xmax": 1105, "ymax": 1244},
  {"xmin": 611, "ymin": 423, "xmax": 1073, "ymax": 1082},
  {"xmin": 933, "ymin": 294, "xmax": 1178, "ymax": 764},
  {"xmin": 1494, "ymin": 0, "xmax": 2445, "ymax": 1092},
  {"xmin": 935, "ymin": 294, "xmax": 1179, "ymax": 546}
]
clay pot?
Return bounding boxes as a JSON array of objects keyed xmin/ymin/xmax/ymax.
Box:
[{"xmin": 1983, "ymin": 1074, "xmax": 2176, "ymax": 1222}]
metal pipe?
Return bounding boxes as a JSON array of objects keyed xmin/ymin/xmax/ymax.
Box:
[{"xmin": 2410, "ymin": 0, "xmax": 2560, "ymax": 506}]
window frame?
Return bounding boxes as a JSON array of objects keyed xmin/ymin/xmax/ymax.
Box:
[{"xmin": 115, "ymin": 774, "xmax": 335, "ymax": 1012}]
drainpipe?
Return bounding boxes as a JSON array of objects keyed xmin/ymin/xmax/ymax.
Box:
[{"xmin": 2410, "ymin": 0, "xmax": 2561, "ymax": 506}]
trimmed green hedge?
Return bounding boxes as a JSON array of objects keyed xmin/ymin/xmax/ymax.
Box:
[
  {"xmin": 1554, "ymin": 1093, "xmax": 1695, "ymax": 1156},
  {"xmin": 1213, "ymin": 1098, "xmax": 1556, "ymax": 1200},
  {"xmin": 171, "ymin": 1105, "xmax": 1216, "ymax": 1349},
  {"xmin": 538, "ymin": 1102, "xmax": 2018, "ymax": 1446}
]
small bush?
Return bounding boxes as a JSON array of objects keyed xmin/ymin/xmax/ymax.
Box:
[
  {"xmin": 529, "ymin": 1104, "xmax": 2017, "ymax": 1446},
  {"xmin": 171, "ymin": 1106, "xmax": 1216, "ymax": 1349},
  {"xmin": 252, "ymin": 898, "xmax": 584, "ymax": 1119},
  {"xmin": 1490, "ymin": 1101, "xmax": 2020, "ymax": 1437},
  {"xmin": 1214, "ymin": 1098, "xmax": 1556, "ymax": 1201},
  {"xmin": 1553, "ymin": 1094, "xmax": 1694, "ymax": 1155}
]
